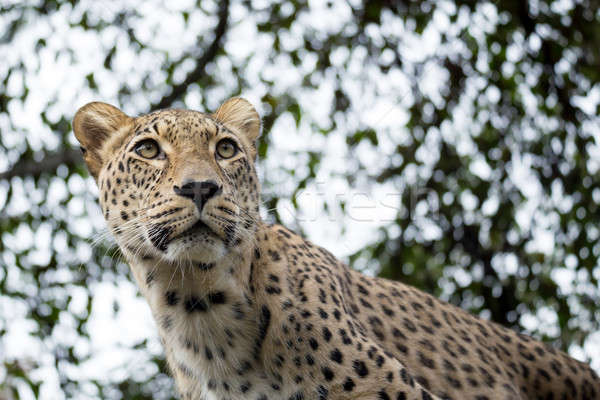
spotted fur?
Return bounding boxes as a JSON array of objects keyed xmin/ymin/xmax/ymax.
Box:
[{"xmin": 74, "ymin": 98, "xmax": 599, "ymax": 400}]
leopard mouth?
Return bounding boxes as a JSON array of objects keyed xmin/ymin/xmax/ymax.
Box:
[
  {"xmin": 148, "ymin": 224, "xmax": 173, "ymax": 251},
  {"xmin": 148, "ymin": 220, "xmax": 212, "ymax": 251},
  {"xmin": 181, "ymin": 219, "xmax": 210, "ymax": 236}
]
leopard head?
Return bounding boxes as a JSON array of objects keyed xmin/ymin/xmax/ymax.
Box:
[{"xmin": 73, "ymin": 98, "xmax": 262, "ymax": 263}]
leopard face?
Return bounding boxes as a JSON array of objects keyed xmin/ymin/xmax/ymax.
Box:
[{"xmin": 74, "ymin": 98, "xmax": 261, "ymax": 264}]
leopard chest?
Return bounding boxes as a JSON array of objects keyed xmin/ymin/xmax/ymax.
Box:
[{"xmin": 153, "ymin": 290, "xmax": 305, "ymax": 400}]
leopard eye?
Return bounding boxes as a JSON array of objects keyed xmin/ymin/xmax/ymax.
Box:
[
  {"xmin": 134, "ymin": 139, "xmax": 160, "ymax": 159},
  {"xmin": 216, "ymin": 138, "xmax": 238, "ymax": 159}
]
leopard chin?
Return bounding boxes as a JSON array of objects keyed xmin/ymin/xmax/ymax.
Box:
[
  {"xmin": 144, "ymin": 214, "xmax": 230, "ymax": 263},
  {"xmin": 162, "ymin": 229, "xmax": 227, "ymax": 264}
]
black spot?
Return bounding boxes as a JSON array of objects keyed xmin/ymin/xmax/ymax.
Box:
[
  {"xmin": 318, "ymin": 288, "xmax": 327, "ymax": 304},
  {"xmin": 382, "ymin": 305, "xmax": 395, "ymax": 317},
  {"xmin": 184, "ymin": 296, "xmax": 208, "ymax": 313},
  {"xmin": 161, "ymin": 315, "xmax": 172, "ymax": 330},
  {"xmin": 266, "ymin": 286, "xmax": 282, "ymax": 294},
  {"xmin": 395, "ymin": 342, "xmax": 408, "ymax": 354},
  {"xmin": 399, "ymin": 368, "xmax": 413, "ymax": 386},
  {"xmin": 343, "ymin": 377, "xmax": 355, "ymax": 391},
  {"xmin": 445, "ymin": 374, "xmax": 462, "ymax": 388},
  {"xmin": 421, "ymin": 390, "xmax": 434, "ymax": 400},
  {"xmin": 359, "ymin": 298, "xmax": 373, "ymax": 308},
  {"xmin": 148, "ymin": 224, "xmax": 173, "ymax": 252},
  {"xmin": 309, "ymin": 338, "xmax": 319, "ymax": 350},
  {"xmin": 237, "ymin": 360, "xmax": 252, "ymax": 375},
  {"xmin": 386, "ymin": 371, "xmax": 394, "ymax": 382},
  {"xmin": 537, "ymin": 368, "xmax": 551, "ymax": 381},
  {"xmin": 268, "ymin": 250, "xmax": 281, "ymax": 261},
  {"xmin": 442, "ymin": 359, "xmax": 456, "ymax": 372},
  {"xmin": 416, "ymin": 375, "xmax": 430, "ymax": 390},
  {"xmin": 378, "ymin": 390, "xmax": 390, "ymax": 400},
  {"xmin": 392, "ymin": 327, "xmax": 406, "ymax": 339},
  {"xmin": 564, "ymin": 377, "xmax": 576, "ymax": 396},
  {"xmin": 254, "ymin": 305, "xmax": 271, "ymax": 359},
  {"xmin": 332, "ymin": 309, "xmax": 341, "ymax": 321},
  {"xmin": 278, "ymin": 228, "xmax": 292, "ymax": 239},
  {"xmin": 353, "ymin": 360, "xmax": 369, "ymax": 377},
  {"xmin": 208, "ymin": 291, "xmax": 226, "ymax": 305},
  {"xmin": 403, "ymin": 318, "xmax": 417, "ymax": 332},
  {"xmin": 322, "ymin": 327, "xmax": 332, "ymax": 342},
  {"xmin": 165, "ymin": 291, "xmax": 179, "ymax": 306},
  {"xmin": 373, "ymin": 330, "xmax": 385, "ymax": 341},
  {"xmin": 177, "ymin": 362, "xmax": 194, "ymax": 378},
  {"xmin": 318, "ymin": 308, "xmax": 329, "ymax": 319},
  {"xmin": 357, "ymin": 284, "xmax": 369, "ymax": 295},
  {"xmin": 322, "ymin": 366, "xmax": 335, "ymax": 381},
  {"xmin": 330, "ymin": 349, "xmax": 343, "ymax": 364},
  {"xmin": 205, "ymin": 346, "xmax": 213, "ymax": 360},
  {"xmin": 197, "ymin": 262, "xmax": 215, "ymax": 271},
  {"xmin": 145, "ymin": 270, "xmax": 155, "ymax": 286},
  {"xmin": 282, "ymin": 299, "xmax": 293, "ymax": 310}
]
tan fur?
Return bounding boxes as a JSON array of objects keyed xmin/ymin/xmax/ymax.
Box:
[
  {"xmin": 213, "ymin": 97, "xmax": 261, "ymax": 142},
  {"xmin": 74, "ymin": 98, "xmax": 599, "ymax": 400},
  {"xmin": 73, "ymin": 102, "xmax": 133, "ymax": 178}
]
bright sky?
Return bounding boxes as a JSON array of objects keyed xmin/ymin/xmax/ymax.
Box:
[{"xmin": 0, "ymin": 1, "xmax": 599, "ymax": 399}]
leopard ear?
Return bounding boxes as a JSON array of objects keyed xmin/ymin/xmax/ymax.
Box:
[
  {"xmin": 73, "ymin": 102, "xmax": 132, "ymax": 179},
  {"xmin": 213, "ymin": 97, "xmax": 261, "ymax": 142}
]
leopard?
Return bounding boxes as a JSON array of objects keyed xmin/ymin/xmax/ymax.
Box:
[{"xmin": 73, "ymin": 97, "xmax": 600, "ymax": 400}]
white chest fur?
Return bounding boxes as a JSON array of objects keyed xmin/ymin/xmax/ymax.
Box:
[{"xmin": 125, "ymin": 251, "xmax": 301, "ymax": 399}]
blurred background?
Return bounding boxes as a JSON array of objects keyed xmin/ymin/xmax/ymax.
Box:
[{"xmin": 1, "ymin": 0, "xmax": 599, "ymax": 398}]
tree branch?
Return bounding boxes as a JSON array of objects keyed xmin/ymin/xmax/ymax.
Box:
[
  {"xmin": 0, "ymin": 148, "xmax": 82, "ymax": 181},
  {"xmin": 151, "ymin": 0, "xmax": 230, "ymax": 110},
  {"xmin": 0, "ymin": 0, "xmax": 230, "ymax": 181}
]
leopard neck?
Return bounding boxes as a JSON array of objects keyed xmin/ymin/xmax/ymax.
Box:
[{"xmin": 121, "ymin": 223, "xmax": 272, "ymax": 389}]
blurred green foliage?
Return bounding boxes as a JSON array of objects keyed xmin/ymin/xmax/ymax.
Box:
[{"xmin": 1, "ymin": 0, "xmax": 599, "ymax": 398}]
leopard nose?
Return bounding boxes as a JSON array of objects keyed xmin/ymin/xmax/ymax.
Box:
[{"xmin": 173, "ymin": 180, "xmax": 221, "ymax": 211}]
